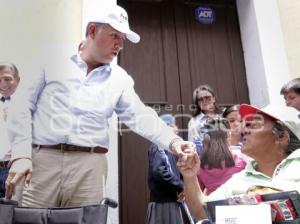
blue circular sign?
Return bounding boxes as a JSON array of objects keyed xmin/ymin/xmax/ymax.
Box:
[{"xmin": 195, "ymin": 6, "xmax": 215, "ymax": 24}]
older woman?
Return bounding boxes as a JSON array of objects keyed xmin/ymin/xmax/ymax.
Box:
[
  {"xmin": 179, "ymin": 104, "xmax": 300, "ymax": 220},
  {"xmin": 188, "ymin": 85, "xmax": 222, "ymax": 154}
]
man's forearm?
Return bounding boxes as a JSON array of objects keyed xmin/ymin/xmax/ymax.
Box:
[{"xmin": 184, "ymin": 175, "xmax": 208, "ymax": 220}]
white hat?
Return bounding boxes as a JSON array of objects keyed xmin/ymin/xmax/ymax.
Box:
[
  {"xmin": 239, "ymin": 104, "xmax": 300, "ymax": 141},
  {"xmin": 88, "ymin": 5, "xmax": 140, "ymax": 43}
]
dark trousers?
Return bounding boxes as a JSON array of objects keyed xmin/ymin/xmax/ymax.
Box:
[{"xmin": 0, "ymin": 162, "xmax": 9, "ymax": 198}]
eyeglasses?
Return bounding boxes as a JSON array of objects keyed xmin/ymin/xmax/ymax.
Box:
[{"xmin": 198, "ymin": 95, "xmax": 213, "ymax": 102}]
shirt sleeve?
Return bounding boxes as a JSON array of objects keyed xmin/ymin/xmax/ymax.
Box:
[
  {"xmin": 7, "ymin": 69, "xmax": 46, "ymax": 160},
  {"xmin": 205, "ymin": 172, "xmax": 246, "ymax": 202},
  {"xmin": 114, "ymin": 76, "xmax": 180, "ymax": 150}
]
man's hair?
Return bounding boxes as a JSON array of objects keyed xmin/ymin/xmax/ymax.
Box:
[
  {"xmin": 200, "ymin": 117, "xmax": 234, "ymax": 169},
  {"xmin": 280, "ymin": 78, "xmax": 300, "ymax": 95},
  {"xmin": 0, "ymin": 62, "xmax": 19, "ymax": 79},
  {"xmin": 272, "ymin": 121, "xmax": 300, "ymax": 154},
  {"xmin": 85, "ymin": 22, "xmax": 106, "ymax": 38}
]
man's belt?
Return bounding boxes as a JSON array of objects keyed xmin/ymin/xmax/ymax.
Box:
[{"xmin": 32, "ymin": 144, "xmax": 108, "ymax": 154}]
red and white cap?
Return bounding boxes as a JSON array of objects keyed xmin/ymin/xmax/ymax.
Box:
[{"xmin": 239, "ymin": 104, "xmax": 300, "ymax": 141}]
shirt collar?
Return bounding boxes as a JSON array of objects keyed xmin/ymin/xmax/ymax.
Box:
[
  {"xmin": 285, "ymin": 148, "xmax": 300, "ymax": 160},
  {"xmin": 244, "ymin": 160, "xmax": 259, "ymax": 175},
  {"xmin": 70, "ymin": 54, "xmax": 112, "ymax": 74},
  {"xmin": 245, "ymin": 148, "xmax": 300, "ymax": 175}
]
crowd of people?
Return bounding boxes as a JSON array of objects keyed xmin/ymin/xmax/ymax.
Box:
[{"xmin": 1, "ymin": 3, "xmax": 300, "ymax": 224}]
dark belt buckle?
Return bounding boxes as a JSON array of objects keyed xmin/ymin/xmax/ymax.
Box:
[{"xmin": 60, "ymin": 144, "xmax": 67, "ymax": 152}]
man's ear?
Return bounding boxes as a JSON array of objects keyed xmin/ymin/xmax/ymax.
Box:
[
  {"xmin": 279, "ymin": 130, "xmax": 290, "ymax": 145},
  {"xmin": 87, "ymin": 23, "xmax": 97, "ymax": 39}
]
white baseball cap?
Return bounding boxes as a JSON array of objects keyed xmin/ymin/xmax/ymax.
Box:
[{"xmin": 88, "ymin": 4, "xmax": 140, "ymax": 43}]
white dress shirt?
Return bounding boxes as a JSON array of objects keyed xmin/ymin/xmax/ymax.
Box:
[{"xmin": 7, "ymin": 52, "xmax": 178, "ymax": 161}]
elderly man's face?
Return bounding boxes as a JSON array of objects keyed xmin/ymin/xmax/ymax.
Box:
[
  {"xmin": 0, "ymin": 69, "xmax": 19, "ymax": 97},
  {"xmin": 241, "ymin": 114, "xmax": 276, "ymax": 158}
]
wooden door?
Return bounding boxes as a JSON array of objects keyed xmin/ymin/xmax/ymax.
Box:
[{"xmin": 118, "ymin": 1, "xmax": 249, "ymax": 224}]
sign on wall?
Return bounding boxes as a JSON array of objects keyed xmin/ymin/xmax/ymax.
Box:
[{"xmin": 195, "ymin": 6, "xmax": 215, "ymax": 24}]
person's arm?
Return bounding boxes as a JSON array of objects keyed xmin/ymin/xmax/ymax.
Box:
[
  {"xmin": 197, "ymin": 172, "xmax": 206, "ymax": 192},
  {"xmin": 178, "ymin": 152, "xmax": 208, "ymax": 220},
  {"xmin": 114, "ymin": 74, "xmax": 195, "ymax": 157},
  {"xmin": 5, "ymin": 69, "xmax": 46, "ymax": 198},
  {"xmin": 7, "ymin": 68, "xmax": 46, "ymax": 161}
]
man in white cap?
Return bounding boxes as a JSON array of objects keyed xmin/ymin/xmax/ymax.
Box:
[{"xmin": 5, "ymin": 4, "xmax": 195, "ymax": 208}]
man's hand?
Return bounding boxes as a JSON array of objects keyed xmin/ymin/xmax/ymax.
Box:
[
  {"xmin": 177, "ymin": 151, "xmax": 200, "ymax": 178},
  {"xmin": 171, "ymin": 140, "xmax": 199, "ymax": 177},
  {"xmin": 171, "ymin": 140, "xmax": 195, "ymax": 160},
  {"xmin": 5, "ymin": 158, "xmax": 32, "ymax": 198},
  {"xmin": 171, "ymin": 140, "xmax": 196, "ymax": 171}
]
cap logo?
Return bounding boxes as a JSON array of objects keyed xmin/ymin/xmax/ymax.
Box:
[{"xmin": 120, "ymin": 13, "xmax": 128, "ymax": 23}]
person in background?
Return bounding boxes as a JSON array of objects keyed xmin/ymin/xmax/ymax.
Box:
[
  {"xmin": 188, "ymin": 85, "xmax": 222, "ymax": 154},
  {"xmin": 178, "ymin": 104, "xmax": 300, "ymax": 221},
  {"xmin": 6, "ymin": 4, "xmax": 195, "ymax": 208},
  {"xmin": 280, "ymin": 78, "xmax": 300, "ymax": 114},
  {"xmin": 147, "ymin": 114, "xmax": 194, "ymax": 224},
  {"xmin": 0, "ymin": 62, "xmax": 20, "ymax": 198},
  {"xmin": 222, "ymin": 105, "xmax": 243, "ymax": 154},
  {"xmin": 196, "ymin": 117, "xmax": 247, "ymax": 195}
]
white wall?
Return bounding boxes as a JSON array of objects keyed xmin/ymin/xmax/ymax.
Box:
[
  {"xmin": 277, "ymin": 0, "xmax": 300, "ymax": 79},
  {"xmin": 236, "ymin": 0, "xmax": 291, "ymax": 108},
  {"xmin": 0, "ymin": 0, "xmax": 82, "ymax": 88}
]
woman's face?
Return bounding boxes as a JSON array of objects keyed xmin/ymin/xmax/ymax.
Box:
[
  {"xmin": 197, "ymin": 90, "xmax": 216, "ymax": 114},
  {"xmin": 225, "ymin": 111, "xmax": 242, "ymax": 136}
]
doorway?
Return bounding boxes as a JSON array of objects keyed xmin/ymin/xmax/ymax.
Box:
[{"xmin": 118, "ymin": 1, "xmax": 248, "ymax": 223}]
